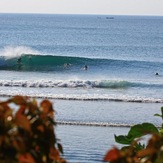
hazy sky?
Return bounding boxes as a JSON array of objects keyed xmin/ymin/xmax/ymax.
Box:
[{"xmin": 0, "ymin": 0, "xmax": 163, "ymax": 16}]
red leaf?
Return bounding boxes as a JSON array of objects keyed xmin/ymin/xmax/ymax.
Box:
[
  {"xmin": 104, "ymin": 148, "xmax": 121, "ymax": 162},
  {"xmin": 18, "ymin": 153, "xmax": 36, "ymax": 163},
  {"xmin": 40, "ymin": 100, "xmax": 53, "ymax": 114},
  {"xmin": 15, "ymin": 114, "xmax": 31, "ymax": 132},
  {"xmin": 11, "ymin": 96, "xmax": 27, "ymax": 105},
  {"xmin": 49, "ymin": 147, "xmax": 60, "ymax": 161}
]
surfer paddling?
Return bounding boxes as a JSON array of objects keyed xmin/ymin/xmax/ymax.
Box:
[
  {"xmin": 64, "ymin": 63, "xmax": 71, "ymax": 68},
  {"xmin": 83, "ymin": 65, "xmax": 88, "ymax": 70}
]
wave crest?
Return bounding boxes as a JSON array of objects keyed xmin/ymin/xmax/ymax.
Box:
[{"xmin": 0, "ymin": 46, "xmax": 39, "ymax": 59}]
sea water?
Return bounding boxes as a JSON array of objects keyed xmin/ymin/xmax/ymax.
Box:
[{"xmin": 0, "ymin": 13, "xmax": 163, "ymax": 162}]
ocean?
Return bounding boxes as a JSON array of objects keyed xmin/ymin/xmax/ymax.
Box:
[{"xmin": 0, "ymin": 13, "xmax": 163, "ymax": 162}]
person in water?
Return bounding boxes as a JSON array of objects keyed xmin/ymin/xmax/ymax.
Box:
[
  {"xmin": 64, "ymin": 63, "xmax": 71, "ymax": 68},
  {"xmin": 83, "ymin": 65, "xmax": 88, "ymax": 70},
  {"xmin": 155, "ymin": 72, "xmax": 159, "ymax": 76},
  {"xmin": 17, "ymin": 57, "xmax": 22, "ymax": 64},
  {"xmin": 17, "ymin": 57, "xmax": 22, "ymax": 70}
]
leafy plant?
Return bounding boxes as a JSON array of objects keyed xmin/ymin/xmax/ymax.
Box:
[
  {"xmin": 104, "ymin": 107, "xmax": 163, "ymax": 163},
  {"xmin": 0, "ymin": 96, "xmax": 67, "ymax": 163}
]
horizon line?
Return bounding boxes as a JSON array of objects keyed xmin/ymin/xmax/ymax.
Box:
[{"xmin": 0, "ymin": 12, "xmax": 163, "ymax": 17}]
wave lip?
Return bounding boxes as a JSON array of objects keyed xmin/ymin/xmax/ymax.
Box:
[{"xmin": 0, "ymin": 46, "xmax": 39, "ymax": 59}]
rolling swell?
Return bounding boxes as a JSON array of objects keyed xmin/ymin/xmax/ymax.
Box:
[{"xmin": 0, "ymin": 54, "xmax": 160, "ymax": 71}]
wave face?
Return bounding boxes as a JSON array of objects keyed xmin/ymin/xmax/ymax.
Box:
[
  {"xmin": 0, "ymin": 52, "xmax": 161, "ymax": 72},
  {"xmin": 0, "ymin": 53, "xmax": 95, "ymax": 71}
]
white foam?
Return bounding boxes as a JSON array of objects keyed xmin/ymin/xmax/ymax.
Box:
[
  {"xmin": 56, "ymin": 121, "xmax": 132, "ymax": 127},
  {"xmin": 0, "ymin": 46, "xmax": 39, "ymax": 59},
  {"xmin": 0, "ymin": 91, "xmax": 162, "ymax": 103},
  {"xmin": 0, "ymin": 79, "xmax": 163, "ymax": 103}
]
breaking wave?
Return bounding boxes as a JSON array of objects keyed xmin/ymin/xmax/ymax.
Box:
[
  {"xmin": 56, "ymin": 121, "xmax": 133, "ymax": 127},
  {"xmin": 0, "ymin": 46, "xmax": 161, "ymax": 71},
  {"xmin": 0, "ymin": 79, "xmax": 162, "ymax": 89}
]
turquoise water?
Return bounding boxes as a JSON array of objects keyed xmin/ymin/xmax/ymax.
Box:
[{"xmin": 0, "ymin": 13, "xmax": 163, "ymax": 162}]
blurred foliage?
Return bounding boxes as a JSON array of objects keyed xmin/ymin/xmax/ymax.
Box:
[
  {"xmin": 104, "ymin": 107, "xmax": 163, "ymax": 163},
  {"xmin": 0, "ymin": 96, "xmax": 67, "ymax": 163}
]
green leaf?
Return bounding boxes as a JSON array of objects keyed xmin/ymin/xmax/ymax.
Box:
[
  {"xmin": 135, "ymin": 142, "xmax": 145, "ymax": 151},
  {"xmin": 48, "ymin": 117, "xmax": 56, "ymax": 125},
  {"xmin": 115, "ymin": 123, "xmax": 159, "ymax": 145},
  {"xmin": 114, "ymin": 135, "xmax": 132, "ymax": 144},
  {"xmin": 128, "ymin": 123, "xmax": 159, "ymax": 139},
  {"xmin": 161, "ymin": 107, "xmax": 163, "ymax": 119},
  {"xmin": 159, "ymin": 129, "xmax": 163, "ymax": 134},
  {"xmin": 154, "ymin": 113, "xmax": 162, "ymax": 117},
  {"xmin": 57, "ymin": 143, "xmax": 63, "ymax": 154}
]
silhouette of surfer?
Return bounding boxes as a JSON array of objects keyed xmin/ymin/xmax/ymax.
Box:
[
  {"xmin": 83, "ymin": 65, "xmax": 88, "ymax": 70},
  {"xmin": 17, "ymin": 57, "xmax": 22, "ymax": 70},
  {"xmin": 17, "ymin": 57, "xmax": 22, "ymax": 64},
  {"xmin": 64, "ymin": 63, "xmax": 71, "ymax": 68},
  {"xmin": 155, "ymin": 72, "xmax": 159, "ymax": 76}
]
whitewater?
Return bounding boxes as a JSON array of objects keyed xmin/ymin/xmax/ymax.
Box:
[{"xmin": 0, "ymin": 13, "xmax": 163, "ymax": 162}]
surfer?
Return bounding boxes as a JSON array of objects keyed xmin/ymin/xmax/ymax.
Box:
[
  {"xmin": 17, "ymin": 57, "xmax": 22, "ymax": 64},
  {"xmin": 83, "ymin": 65, "xmax": 88, "ymax": 70},
  {"xmin": 155, "ymin": 72, "xmax": 159, "ymax": 76},
  {"xmin": 17, "ymin": 57, "xmax": 22, "ymax": 70},
  {"xmin": 64, "ymin": 63, "xmax": 71, "ymax": 68}
]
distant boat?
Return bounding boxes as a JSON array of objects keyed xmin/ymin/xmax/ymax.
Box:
[{"xmin": 106, "ymin": 17, "xmax": 114, "ymax": 19}]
